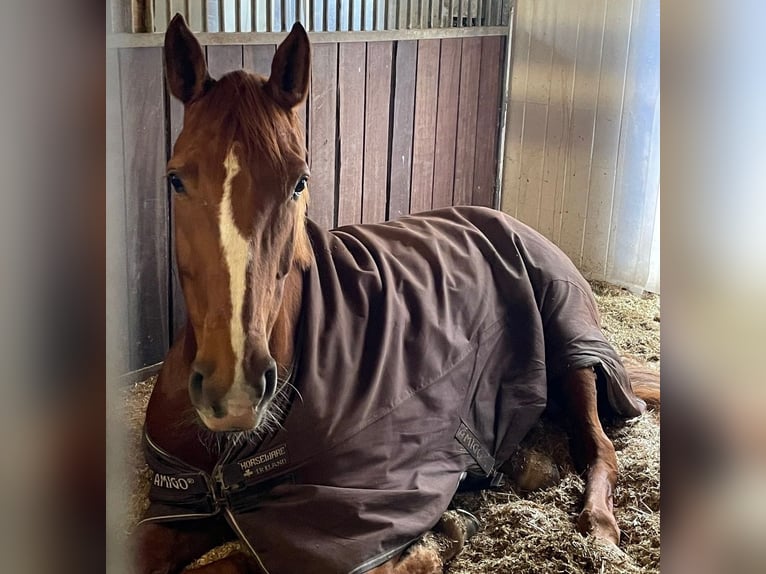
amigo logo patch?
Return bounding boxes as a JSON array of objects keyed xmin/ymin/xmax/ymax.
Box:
[
  {"xmin": 153, "ymin": 473, "xmax": 195, "ymax": 490},
  {"xmin": 238, "ymin": 444, "xmax": 289, "ymax": 479},
  {"xmin": 455, "ymin": 421, "xmax": 495, "ymax": 475}
]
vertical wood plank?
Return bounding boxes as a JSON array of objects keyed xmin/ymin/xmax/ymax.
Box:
[
  {"xmin": 206, "ymin": 45, "xmax": 244, "ymax": 76},
  {"xmin": 337, "ymin": 43, "xmax": 367, "ymax": 226},
  {"xmin": 243, "ymin": 44, "xmax": 276, "ymax": 77},
  {"xmin": 308, "ymin": 43, "xmax": 338, "ymax": 229},
  {"xmin": 431, "ymin": 38, "xmax": 462, "ymax": 209},
  {"xmin": 472, "ymin": 35, "xmax": 504, "ymax": 208},
  {"xmin": 581, "ymin": 0, "xmax": 632, "ymax": 279},
  {"xmin": 453, "ymin": 36, "xmax": 482, "ymax": 206},
  {"xmin": 362, "ymin": 41, "xmax": 393, "ymax": 223},
  {"xmin": 410, "ymin": 39, "xmax": 440, "ymax": 214},
  {"xmin": 558, "ymin": 0, "xmax": 606, "ymax": 265},
  {"xmin": 388, "ymin": 40, "xmax": 417, "ymax": 220},
  {"xmin": 119, "ymin": 47, "xmax": 169, "ymax": 370},
  {"xmin": 296, "ymin": 98, "xmax": 308, "ymax": 147}
]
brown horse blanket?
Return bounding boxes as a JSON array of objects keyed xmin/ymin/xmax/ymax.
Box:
[{"xmin": 141, "ymin": 206, "xmax": 645, "ymax": 574}]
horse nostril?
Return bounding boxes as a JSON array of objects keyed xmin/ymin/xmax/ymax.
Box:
[
  {"xmin": 189, "ymin": 369, "xmax": 204, "ymax": 404},
  {"xmin": 263, "ymin": 360, "xmax": 278, "ymax": 400}
]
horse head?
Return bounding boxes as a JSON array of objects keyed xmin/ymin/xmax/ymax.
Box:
[{"xmin": 163, "ymin": 14, "xmax": 312, "ymax": 432}]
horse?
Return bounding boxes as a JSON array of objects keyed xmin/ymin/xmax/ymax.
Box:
[{"xmin": 131, "ymin": 14, "xmax": 660, "ymax": 574}]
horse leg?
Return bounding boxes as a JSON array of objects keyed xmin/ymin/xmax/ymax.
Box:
[
  {"xmin": 132, "ymin": 519, "xmax": 235, "ymax": 574},
  {"xmin": 367, "ymin": 510, "xmax": 480, "ymax": 574},
  {"xmin": 561, "ymin": 367, "xmax": 621, "ymax": 545}
]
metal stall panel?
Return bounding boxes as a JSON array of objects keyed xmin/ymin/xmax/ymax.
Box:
[{"xmin": 501, "ymin": 0, "xmax": 659, "ymax": 292}]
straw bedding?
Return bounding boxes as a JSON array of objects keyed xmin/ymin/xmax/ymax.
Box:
[{"xmin": 120, "ymin": 281, "xmax": 660, "ymax": 573}]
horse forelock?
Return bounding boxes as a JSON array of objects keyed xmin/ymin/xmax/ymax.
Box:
[
  {"xmin": 209, "ymin": 71, "xmax": 306, "ymax": 178},
  {"xmin": 205, "ymin": 71, "xmax": 312, "ymax": 270}
]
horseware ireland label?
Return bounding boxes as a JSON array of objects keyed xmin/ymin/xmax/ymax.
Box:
[{"xmin": 238, "ymin": 443, "xmax": 289, "ymax": 479}]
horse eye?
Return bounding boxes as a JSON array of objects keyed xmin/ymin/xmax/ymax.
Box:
[
  {"xmin": 168, "ymin": 173, "xmax": 185, "ymax": 194},
  {"xmin": 292, "ymin": 176, "xmax": 308, "ymax": 200}
]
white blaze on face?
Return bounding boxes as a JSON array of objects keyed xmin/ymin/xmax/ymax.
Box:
[{"xmin": 219, "ymin": 147, "xmax": 250, "ymax": 402}]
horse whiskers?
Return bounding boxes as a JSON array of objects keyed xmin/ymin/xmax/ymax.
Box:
[
  {"xmin": 281, "ymin": 381, "xmax": 304, "ymax": 404},
  {"xmin": 196, "ymin": 427, "xmax": 227, "ymax": 454},
  {"xmin": 185, "ymin": 378, "xmax": 297, "ymax": 456}
]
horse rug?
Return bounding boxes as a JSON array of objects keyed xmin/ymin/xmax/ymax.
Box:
[{"xmin": 141, "ymin": 206, "xmax": 645, "ymax": 574}]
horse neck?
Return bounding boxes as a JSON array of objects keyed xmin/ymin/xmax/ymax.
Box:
[{"xmin": 268, "ymin": 264, "xmax": 304, "ymax": 375}]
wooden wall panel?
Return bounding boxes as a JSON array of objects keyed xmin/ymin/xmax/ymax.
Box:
[
  {"xmin": 244, "ymin": 44, "xmax": 276, "ymax": 77},
  {"xmin": 410, "ymin": 39, "xmax": 440, "ymax": 214},
  {"xmin": 206, "ymin": 45, "xmax": 244, "ymax": 76},
  {"xmin": 431, "ymin": 38, "xmax": 462, "ymax": 209},
  {"xmin": 388, "ymin": 40, "xmax": 417, "ymax": 221},
  {"xmin": 119, "ymin": 47, "xmax": 169, "ymax": 370},
  {"xmin": 337, "ymin": 43, "xmax": 367, "ymax": 226},
  {"xmin": 362, "ymin": 41, "xmax": 393, "ymax": 223},
  {"xmin": 472, "ymin": 35, "xmax": 504, "ymax": 207},
  {"xmin": 453, "ymin": 37, "xmax": 482, "ymax": 206},
  {"xmin": 114, "ymin": 33, "xmax": 510, "ymax": 375},
  {"xmin": 308, "ymin": 43, "xmax": 339, "ymax": 229}
]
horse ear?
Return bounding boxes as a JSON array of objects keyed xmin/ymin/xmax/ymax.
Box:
[
  {"xmin": 266, "ymin": 22, "xmax": 311, "ymax": 110},
  {"xmin": 164, "ymin": 13, "xmax": 211, "ymax": 104}
]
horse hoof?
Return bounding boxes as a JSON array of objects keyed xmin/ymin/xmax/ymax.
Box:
[
  {"xmin": 504, "ymin": 449, "xmax": 561, "ymax": 492},
  {"xmin": 455, "ymin": 509, "xmax": 481, "ymax": 540},
  {"xmin": 577, "ymin": 507, "xmax": 621, "ymax": 546}
]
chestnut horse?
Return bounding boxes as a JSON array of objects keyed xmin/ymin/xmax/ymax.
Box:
[{"xmin": 132, "ymin": 14, "xmax": 660, "ymax": 574}]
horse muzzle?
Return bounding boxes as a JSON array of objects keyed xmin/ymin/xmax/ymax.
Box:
[{"xmin": 190, "ymin": 357, "xmax": 279, "ymax": 432}]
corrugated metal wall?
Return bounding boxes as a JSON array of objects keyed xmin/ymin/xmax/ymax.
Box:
[{"xmin": 501, "ymin": 0, "xmax": 659, "ymax": 293}]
